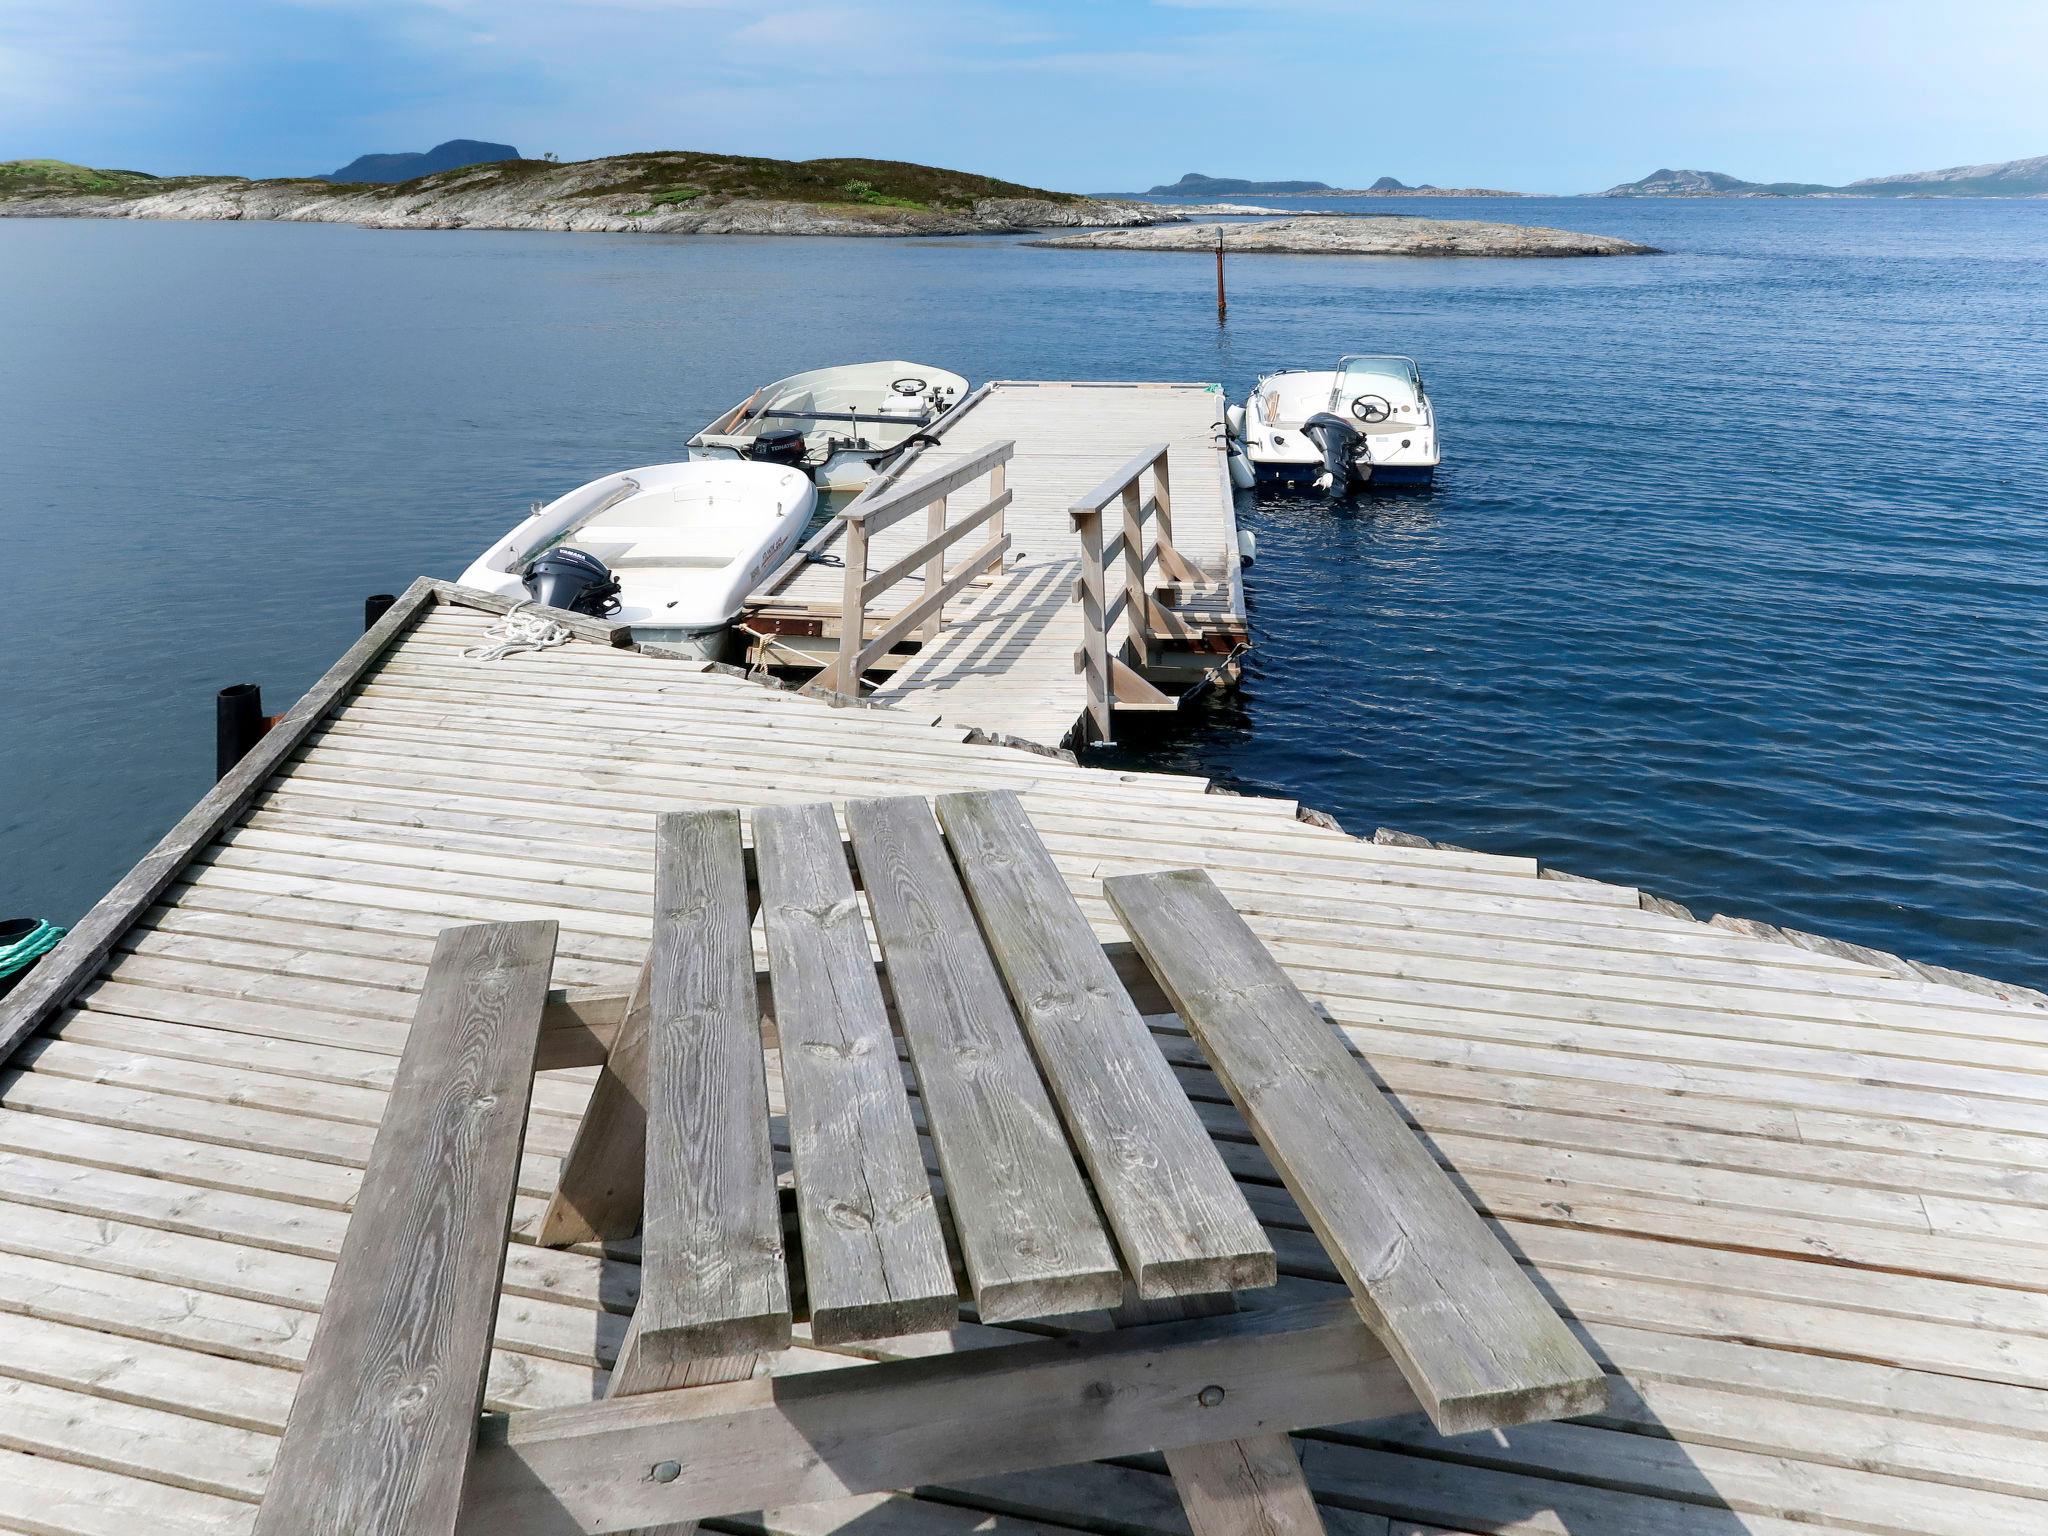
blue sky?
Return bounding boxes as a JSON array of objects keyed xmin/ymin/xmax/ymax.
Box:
[{"xmin": 4, "ymin": 1, "xmax": 2045, "ymax": 191}]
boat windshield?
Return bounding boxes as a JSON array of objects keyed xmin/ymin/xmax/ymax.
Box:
[{"xmin": 1330, "ymin": 356, "xmax": 1421, "ymax": 411}]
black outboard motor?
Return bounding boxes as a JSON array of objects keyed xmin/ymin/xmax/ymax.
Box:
[
  {"xmin": 522, "ymin": 547, "xmax": 621, "ymax": 616},
  {"xmin": 1302, "ymin": 412, "xmax": 1372, "ymax": 493},
  {"xmin": 747, "ymin": 427, "xmax": 810, "ymax": 472}
]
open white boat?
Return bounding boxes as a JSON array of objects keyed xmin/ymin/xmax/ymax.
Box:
[
  {"xmin": 1227, "ymin": 356, "xmax": 1438, "ymax": 491},
  {"xmin": 688, "ymin": 361, "xmax": 969, "ymax": 494},
  {"xmin": 457, "ymin": 460, "xmax": 816, "ymax": 661}
]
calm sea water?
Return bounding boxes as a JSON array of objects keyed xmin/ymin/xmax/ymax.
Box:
[{"xmin": 3, "ymin": 199, "xmax": 2044, "ymax": 986}]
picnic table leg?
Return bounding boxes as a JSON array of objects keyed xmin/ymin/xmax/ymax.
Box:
[
  {"xmin": 537, "ymin": 950, "xmax": 655, "ymax": 1247},
  {"xmin": 1117, "ymin": 1293, "xmax": 1327, "ymax": 1536},
  {"xmin": 540, "ymin": 882, "xmax": 767, "ymax": 1249}
]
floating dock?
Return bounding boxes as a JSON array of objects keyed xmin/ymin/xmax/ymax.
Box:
[
  {"xmin": 1, "ymin": 579, "xmax": 2044, "ymax": 1534},
  {"xmin": 744, "ymin": 380, "xmax": 1249, "ymax": 748}
]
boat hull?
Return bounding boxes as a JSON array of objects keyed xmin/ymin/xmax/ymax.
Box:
[
  {"xmin": 688, "ymin": 361, "xmax": 968, "ymax": 494},
  {"xmin": 1231, "ymin": 358, "xmax": 1439, "ymax": 494},
  {"xmin": 1238, "ymin": 456, "xmax": 1436, "ymax": 490},
  {"xmin": 457, "ymin": 460, "xmax": 817, "ymax": 648}
]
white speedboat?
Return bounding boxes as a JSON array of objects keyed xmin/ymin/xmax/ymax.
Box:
[
  {"xmin": 457, "ymin": 460, "xmax": 816, "ymax": 660},
  {"xmin": 1227, "ymin": 356, "xmax": 1438, "ymax": 491},
  {"xmin": 689, "ymin": 361, "xmax": 969, "ymax": 494}
]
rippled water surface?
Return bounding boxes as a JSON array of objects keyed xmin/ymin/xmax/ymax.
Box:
[{"xmin": 3, "ymin": 199, "xmax": 2044, "ymax": 984}]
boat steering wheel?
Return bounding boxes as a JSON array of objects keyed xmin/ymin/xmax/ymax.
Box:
[
  {"xmin": 1350, "ymin": 393, "xmax": 1393, "ymax": 424},
  {"xmin": 891, "ymin": 376, "xmax": 928, "ymax": 396}
]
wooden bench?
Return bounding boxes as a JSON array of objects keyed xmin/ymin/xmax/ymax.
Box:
[
  {"xmin": 1104, "ymin": 865, "xmax": 1608, "ymax": 1434},
  {"xmin": 253, "ymin": 791, "xmax": 1605, "ymax": 1536},
  {"xmin": 253, "ymin": 919, "xmax": 559, "ymax": 1536}
]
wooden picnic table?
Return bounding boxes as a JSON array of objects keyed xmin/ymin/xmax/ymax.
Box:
[{"xmin": 251, "ymin": 790, "xmax": 1604, "ymax": 1536}]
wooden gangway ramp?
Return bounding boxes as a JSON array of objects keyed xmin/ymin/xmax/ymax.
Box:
[
  {"xmin": 2, "ymin": 582, "xmax": 2047, "ymax": 1534},
  {"xmin": 744, "ymin": 381, "xmax": 1248, "ymax": 749}
]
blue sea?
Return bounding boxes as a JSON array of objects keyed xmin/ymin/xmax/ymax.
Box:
[{"xmin": 3, "ymin": 197, "xmax": 2044, "ymax": 986}]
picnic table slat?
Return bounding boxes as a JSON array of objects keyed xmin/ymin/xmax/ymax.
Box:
[
  {"xmin": 756, "ymin": 801, "xmax": 957, "ymax": 1343},
  {"xmin": 844, "ymin": 795, "xmax": 1125, "ymax": 1322},
  {"xmin": 255, "ymin": 919, "xmax": 557, "ymax": 1536},
  {"xmin": 617, "ymin": 809, "xmax": 790, "ymax": 1388},
  {"xmin": 1104, "ymin": 866, "xmax": 1608, "ymax": 1435},
  {"xmin": 933, "ymin": 790, "xmax": 1274, "ymax": 1299}
]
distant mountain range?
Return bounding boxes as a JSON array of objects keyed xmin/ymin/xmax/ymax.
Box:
[
  {"xmin": 320, "ymin": 139, "xmax": 519, "ymax": 184},
  {"xmin": 1149, "ymin": 154, "xmax": 2048, "ymax": 201},
  {"xmin": 1150, "ymin": 173, "xmax": 1336, "ymax": 194},
  {"xmin": 1601, "ymin": 153, "xmax": 2048, "ymax": 197},
  {"xmin": 1144, "ymin": 172, "xmax": 1526, "ymax": 198},
  {"xmin": 1597, "ymin": 168, "xmax": 1835, "ymax": 197}
]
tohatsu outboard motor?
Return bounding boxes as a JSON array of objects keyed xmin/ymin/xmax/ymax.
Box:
[
  {"xmin": 521, "ymin": 546, "xmax": 621, "ymax": 616},
  {"xmin": 1302, "ymin": 412, "xmax": 1373, "ymax": 493}
]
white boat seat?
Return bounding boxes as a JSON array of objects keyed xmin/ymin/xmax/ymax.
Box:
[
  {"xmin": 574, "ymin": 529, "xmax": 744, "ymax": 570},
  {"xmin": 608, "ymin": 552, "xmax": 736, "ymax": 570}
]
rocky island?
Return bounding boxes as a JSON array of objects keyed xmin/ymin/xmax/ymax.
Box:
[
  {"xmin": 1032, "ymin": 215, "xmax": 1657, "ymax": 257},
  {"xmin": 0, "ymin": 151, "xmax": 1173, "ymax": 236}
]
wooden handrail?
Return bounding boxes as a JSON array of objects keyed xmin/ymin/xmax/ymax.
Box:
[
  {"xmin": 1073, "ymin": 441, "xmax": 1170, "ymax": 516},
  {"xmin": 746, "ymin": 382, "xmax": 994, "ymax": 610},
  {"xmin": 847, "ymin": 439, "xmax": 1015, "ymax": 534},
  {"xmin": 1069, "ymin": 445, "xmax": 1184, "ymax": 746},
  {"xmin": 828, "ymin": 440, "xmax": 1014, "ymax": 695}
]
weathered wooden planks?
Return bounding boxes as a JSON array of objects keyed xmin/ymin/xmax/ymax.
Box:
[
  {"xmin": 934, "ymin": 789, "xmax": 1273, "ymax": 1298},
  {"xmin": 460, "ymin": 1300, "xmax": 1407, "ymax": 1536},
  {"xmin": 17, "ymin": 590, "xmax": 2048, "ymax": 1536},
  {"xmin": 253, "ymin": 919, "xmax": 558, "ymax": 1536},
  {"xmin": 843, "ymin": 795, "xmax": 1123, "ymax": 1321},
  {"xmin": 613, "ymin": 810, "xmax": 790, "ymax": 1388},
  {"xmin": 755, "ymin": 801, "xmax": 956, "ymax": 1343},
  {"xmin": 1105, "ymin": 866, "xmax": 1607, "ymax": 1435}
]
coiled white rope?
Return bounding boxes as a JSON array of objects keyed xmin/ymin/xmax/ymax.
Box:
[{"xmin": 463, "ymin": 601, "xmax": 574, "ymax": 661}]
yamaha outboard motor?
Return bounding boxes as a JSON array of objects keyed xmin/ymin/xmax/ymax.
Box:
[
  {"xmin": 1302, "ymin": 412, "xmax": 1372, "ymax": 493},
  {"xmin": 521, "ymin": 547, "xmax": 621, "ymax": 617},
  {"xmin": 747, "ymin": 427, "xmax": 810, "ymax": 472}
]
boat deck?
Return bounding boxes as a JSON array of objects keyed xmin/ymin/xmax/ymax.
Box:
[
  {"xmin": 745, "ymin": 381, "xmax": 1245, "ymax": 748},
  {"xmin": 2, "ymin": 586, "xmax": 2046, "ymax": 1535}
]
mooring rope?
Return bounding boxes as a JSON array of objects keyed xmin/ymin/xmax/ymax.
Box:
[
  {"xmin": 463, "ymin": 601, "xmax": 574, "ymax": 661},
  {"xmin": 0, "ymin": 919, "xmax": 65, "ymax": 980}
]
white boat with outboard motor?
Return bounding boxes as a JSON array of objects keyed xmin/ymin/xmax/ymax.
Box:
[
  {"xmin": 1227, "ymin": 355, "xmax": 1438, "ymax": 491},
  {"xmin": 457, "ymin": 460, "xmax": 816, "ymax": 660},
  {"xmin": 688, "ymin": 360, "xmax": 969, "ymax": 494}
]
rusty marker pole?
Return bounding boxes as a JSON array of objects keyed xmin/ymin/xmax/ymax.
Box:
[{"xmin": 1215, "ymin": 226, "xmax": 1227, "ymax": 324}]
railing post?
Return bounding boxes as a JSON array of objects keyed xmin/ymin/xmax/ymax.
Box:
[
  {"xmin": 1121, "ymin": 482, "xmax": 1152, "ymax": 668},
  {"xmin": 1072, "ymin": 508, "xmax": 1112, "ymax": 746},
  {"xmin": 833, "ymin": 517, "xmax": 870, "ymax": 697},
  {"xmin": 921, "ymin": 494, "xmax": 948, "ymax": 640},
  {"xmin": 988, "ymin": 459, "xmax": 1008, "ymax": 572},
  {"xmin": 1153, "ymin": 449, "xmax": 1176, "ymax": 572}
]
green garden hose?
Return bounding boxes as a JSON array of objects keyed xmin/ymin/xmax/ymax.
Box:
[{"xmin": 0, "ymin": 919, "xmax": 65, "ymax": 980}]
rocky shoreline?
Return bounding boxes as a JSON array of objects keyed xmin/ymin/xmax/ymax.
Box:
[
  {"xmin": 1032, "ymin": 214, "xmax": 1658, "ymax": 257},
  {"xmin": 0, "ymin": 156, "xmax": 1174, "ymax": 236}
]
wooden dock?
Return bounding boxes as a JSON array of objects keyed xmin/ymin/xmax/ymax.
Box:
[
  {"xmin": 2, "ymin": 581, "xmax": 2046, "ymax": 1535},
  {"xmin": 743, "ymin": 381, "xmax": 1249, "ymax": 749}
]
